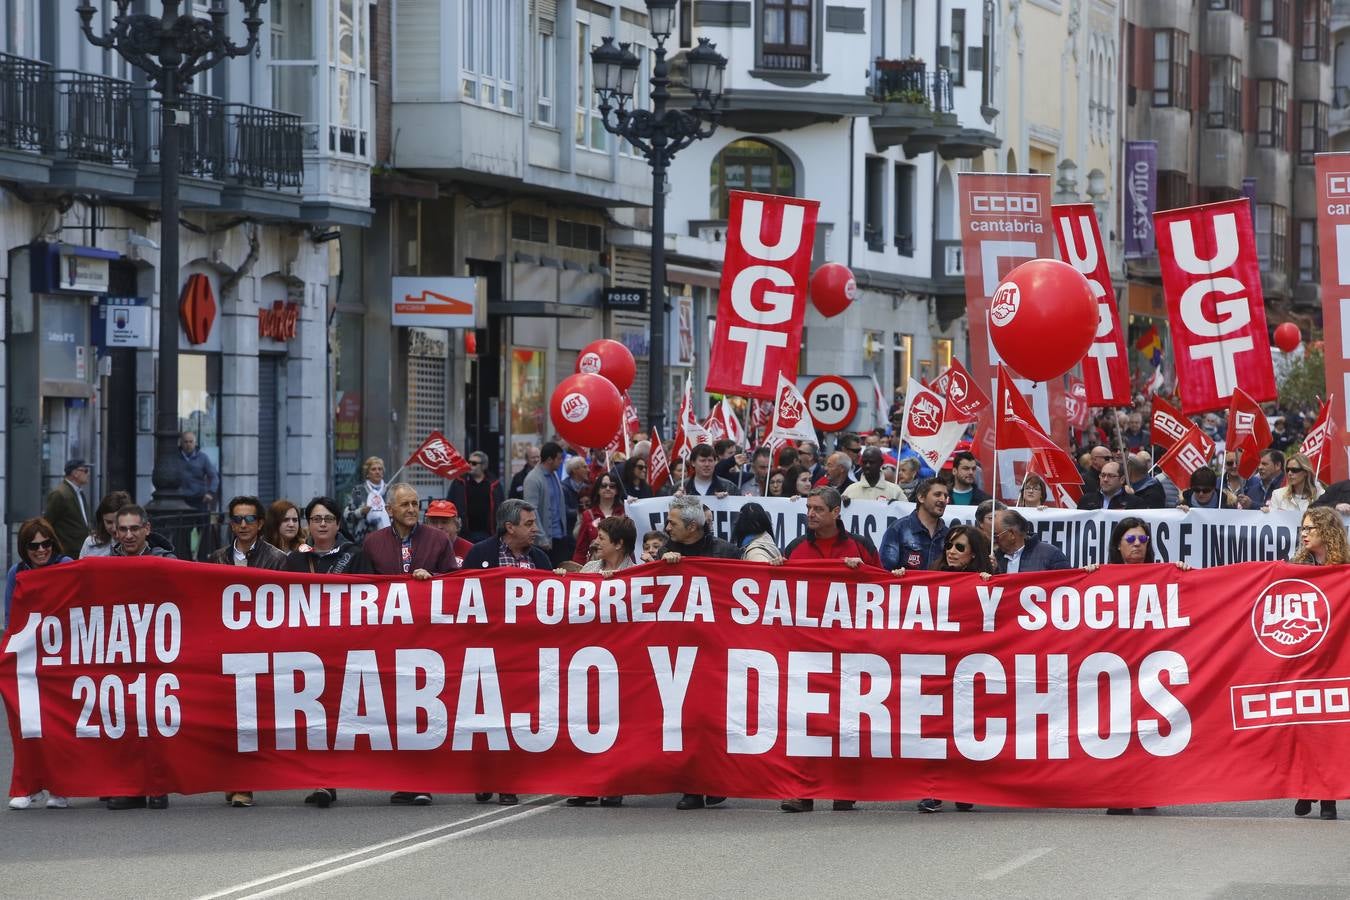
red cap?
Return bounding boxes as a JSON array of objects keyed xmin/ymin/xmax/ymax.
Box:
[{"xmin": 426, "ymin": 499, "xmax": 458, "ymax": 518}]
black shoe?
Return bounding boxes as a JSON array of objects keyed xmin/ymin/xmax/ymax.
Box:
[
  {"xmin": 305, "ymin": 789, "xmax": 336, "ymax": 808},
  {"xmin": 704, "ymin": 796, "xmax": 726, "ymax": 807},
  {"xmin": 676, "ymin": 793, "xmax": 705, "ymax": 810},
  {"xmin": 1295, "ymin": 799, "xmax": 1314, "ymax": 816},
  {"xmin": 955, "ymin": 802, "xmax": 975, "ymax": 811},
  {"xmin": 391, "ymin": 791, "xmax": 431, "ymax": 805},
  {"xmin": 566, "ymin": 796, "xmax": 597, "ymax": 807},
  {"xmin": 106, "ymin": 796, "xmax": 146, "ymax": 811},
  {"xmin": 780, "ymin": 799, "xmax": 813, "ymax": 813},
  {"xmin": 147, "ymin": 795, "xmax": 168, "ymax": 810},
  {"xmin": 832, "ymin": 800, "xmax": 857, "ymax": 811},
  {"xmin": 599, "ymin": 796, "xmax": 624, "ymax": 807},
  {"xmin": 474, "ymin": 793, "xmax": 494, "ymax": 803},
  {"xmin": 1105, "ymin": 808, "xmax": 1134, "ymax": 815},
  {"xmin": 1321, "ymin": 801, "xmax": 1337, "ymax": 820},
  {"xmin": 917, "ymin": 798, "xmax": 943, "ymax": 813},
  {"xmin": 497, "ymin": 793, "xmax": 519, "ymax": 805}
]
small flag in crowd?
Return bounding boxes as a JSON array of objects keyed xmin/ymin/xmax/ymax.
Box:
[
  {"xmin": 404, "ymin": 431, "xmax": 471, "ymax": 480},
  {"xmin": 1300, "ymin": 396, "xmax": 1335, "ymax": 485},
  {"xmin": 1156, "ymin": 427, "xmax": 1217, "ymax": 491},
  {"xmin": 931, "ymin": 358, "xmax": 990, "ymax": 423},
  {"xmin": 671, "ymin": 373, "xmax": 710, "ymax": 460},
  {"xmin": 1224, "ymin": 389, "xmax": 1273, "ymax": 480},
  {"xmin": 898, "ymin": 378, "xmax": 964, "ymax": 472},
  {"xmin": 647, "ymin": 427, "xmax": 671, "ymax": 492},
  {"xmin": 766, "ymin": 373, "xmax": 817, "ymax": 443},
  {"xmin": 1149, "ymin": 395, "xmax": 1192, "ymax": 453},
  {"xmin": 1135, "ymin": 324, "xmax": 1163, "ymax": 366}
]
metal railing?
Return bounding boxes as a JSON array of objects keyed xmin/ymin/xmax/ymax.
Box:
[
  {"xmin": 930, "ymin": 66, "xmax": 954, "ymax": 115},
  {"xmin": 226, "ymin": 103, "xmax": 304, "ymax": 190},
  {"xmin": 143, "ymin": 90, "xmax": 226, "ymax": 180},
  {"xmin": 54, "ymin": 70, "xmax": 134, "ymax": 165},
  {"xmin": 870, "ymin": 60, "xmax": 955, "ymax": 114},
  {"xmin": 0, "ymin": 51, "xmax": 54, "ymax": 153}
]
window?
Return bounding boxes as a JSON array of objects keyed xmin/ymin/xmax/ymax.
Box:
[
  {"xmin": 1257, "ymin": 80, "xmax": 1288, "ymax": 145},
  {"xmin": 557, "ymin": 219, "xmax": 602, "ymax": 251},
  {"xmin": 709, "ymin": 139, "xmax": 796, "ymax": 218},
  {"xmin": 512, "ymin": 213, "xmax": 549, "ymax": 243},
  {"xmin": 950, "ymin": 10, "xmax": 966, "ymax": 87},
  {"xmin": 330, "ymin": 0, "xmax": 370, "ymax": 157},
  {"xmin": 1255, "ymin": 203, "xmax": 1289, "ymax": 275},
  {"xmin": 893, "ymin": 334, "xmax": 913, "ymax": 388},
  {"xmin": 1157, "ymin": 171, "xmax": 1190, "ymax": 211},
  {"xmin": 678, "ymin": 0, "xmax": 693, "ymax": 48},
  {"xmin": 535, "ymin": 18, "xmax": 555, "ymax": 124},
  {"xmin": 574, "ymin": 20, "xmax": 608, "ymax": 151},
  {"xmin": 1297, "ymin": 219, "xmax": 1319, "ymax": 283},
  {"xmin": 1260, "ymin": 0, "xmax": 1289, "ymax": 39},
  {"xmin": 864, "ymin": 157, "xmax": 886, "ymax": 252},
  {"xmin": 179, "ymin": 353, "xmax": 222, "ymax": 476},
  {"xmin": 1302, "ymin": 0, "xmax": 1330, "ymax": 62},
  {"xmin": 462, "ymin": 0, "xmax": 516, "ymax": 110},
  {"xmin": 1300, "ymin": 101, "xmax": 1328, "ymax": 164},
  {"xmin": 271, "ymin": 0, "xmax": 319, "ymax": 149},
  {"xmin": 895, "ymin": 163, "xmax": 916, "ymax": 256},
  {"xmin": 1153, "ymin": 31, "xmax": 1189, "ymax": 109},
  {"xmin": 981, "ymin": 0, "xmax": 995, "ymax": 110},
  {"xmin": 762, "ymin": 0, "xmax": 812, "ymax": 71},
  {"xmin": 1206, "ymin": 57, "xmax": 1241, "ymax": 129},
  {"xmin": 620, "ymin": 45, "xmax": 649, "ymax": 158}
]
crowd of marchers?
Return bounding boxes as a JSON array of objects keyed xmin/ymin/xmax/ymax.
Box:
[{"xmin": 6, "ymin": 417, "xmax": 1349, "ymax": 820}]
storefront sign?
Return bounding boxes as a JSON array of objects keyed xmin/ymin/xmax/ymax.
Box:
[
  {"xmin": 1124, "ymin": 141, "xmax": 1157, "ymax": 260},
  {"xmin": 603, "ymin": 287, "xmax": 647, "ymax": 310},
  {"xmin": 59, "ymin": 252, "xmax": 110, "ymax": 294},
  {"xmin": 179, "ymin": 274, "xmax": 218, "ymax": 345},
  {"xmin": 391, "ymin": 277, "xmax": 478, "ymax": 329},
  {"xmin": 92, "ymin": 296, "xmax": 152, "ymax": 350},
  {"xmin": 258, "ymin": 301, "xmax": 300, "ymax": 342}
]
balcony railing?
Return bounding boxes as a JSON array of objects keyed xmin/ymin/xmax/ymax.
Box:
[
  {"xmin": 55, "ymin": 70, "xmax": 134, "ymax": 166},
  {"xmin": 226, "ymin": 103, "xmax": 304, "ymax": 191},
  {"xmin": 143, "ymin": 90, "xmax": 225, "ymax": 180},
  {"xmin": 0, "ymin": 52, "xmax": 54, "ymax": 154},
  {"xmin": 870, "ymin": 60, "xmax": 955, "ymax": 114}
]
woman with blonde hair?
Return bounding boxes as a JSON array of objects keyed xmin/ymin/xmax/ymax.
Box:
[
  {"xmin": 1263, "ymin": 452, "xmax": 1323, "ymax": 515},
  {"xmin": 343, "ymin": 455, "xmax": 391, "ymax": 543}
]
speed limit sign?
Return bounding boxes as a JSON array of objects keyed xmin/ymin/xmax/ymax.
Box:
[{"xmin": 803, "ymin": 375, "xmax": 858, "ymax": 431}]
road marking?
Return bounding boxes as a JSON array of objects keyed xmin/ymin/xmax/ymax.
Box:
[
  {"xmin": 196, "ymin": 797, "xmax": 560, "ymax": 900},
  {"xmin": 978, "ymin": 847, "xmax": 1055, "ymax": 881}
]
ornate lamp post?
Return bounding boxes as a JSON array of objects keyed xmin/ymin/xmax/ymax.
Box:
[
  {"xmin": 77, "ymin": 1, "xmax": 265, "ymax": 514},
  {"xmin": 591, "ymin": 0, "xmax": 726, "ymax": 432}
]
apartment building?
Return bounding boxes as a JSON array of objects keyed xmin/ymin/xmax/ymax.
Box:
[{"xmin": 0, "ymin": 1, "xmax": 372, "ymax": 539}]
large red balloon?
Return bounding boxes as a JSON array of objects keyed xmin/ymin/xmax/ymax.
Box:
[
  {"xmin": 809, "ymin": 263, "xmax": 856, "ymax": 317},
  {"xmin": 550, "ymin": 373, "xmax": 624, "ymax": 449},
  {"xmin": 988, "ymin": 259, "xmax": 1097, "ymax": 382},
  {"xmin": 1273, "ymin": 322, "xmax": 1301, "ymax": 354},
  {"xmin": 576, "ymin": 339, "xmax": 636, "ymax": 392}
]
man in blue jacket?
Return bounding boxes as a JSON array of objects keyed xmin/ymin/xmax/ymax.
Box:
[
  {"xmin": 992, "ymin": 509, "xmax": 1070, "ymax": 573},
  {"xmin": 879, "ymin": 478, "xmax": 950, "ymax": 571}
]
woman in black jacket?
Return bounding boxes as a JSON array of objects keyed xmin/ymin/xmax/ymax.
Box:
[{"xmin": 283, "ymin": 497, "xmax": 364, "ymax": 576}]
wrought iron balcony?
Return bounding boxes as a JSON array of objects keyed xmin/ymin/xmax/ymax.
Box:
[
  {"xmin": 870, "ymin": 61, "xmax": 955, "ymax": 115},
  {"xmin": 0, "ymin": 52, "xmax": 54, "ymax": 154},
  {"xmin": 54, "ymin": 70, "xmax": 134, "ymax": 166},
  {"xmin": 141, "ymin": 90, "xmax": 225, "ymax": 181},
  {"xmin": 225, "ymin": 103, "xmax": 304, "ymax": 191}
]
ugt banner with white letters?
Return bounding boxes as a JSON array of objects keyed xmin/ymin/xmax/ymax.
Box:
[
  {"xmin": 1053, "ymin": 203, "xmax": 1130, "ymax": 407},
  {"xmin": 706, "ymin": 191, "xmax": 819, "ymax": 400},
  {"xmin": 1154, "ymin": 199, "xmax": 1276, "ymax": 415},
  {"xmin": 6, "ymin": 556, "xmax": 1350, "ymax": 808},
  {"xmin": 1314, "ymin": 152, "xmax": 1350, "ymax": 484}
]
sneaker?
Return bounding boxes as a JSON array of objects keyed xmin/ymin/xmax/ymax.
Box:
[
  {"xmin": 8, "ymin": 792, "xmax": 44, "ymax": 810},
  {"xmin": 954, "ymin": 802, "xmax": 975, "ymax": 811},
  {"xmin": 227, "ymin": 792, "xmax": 254, "ymax": 808},
  {"xmin": 45, "ymin": 795, "xmax": 68, "ymax": 809},
  {"xmin": 474, "ymin": 793, "xmax": 494, "ymax": 803},
  {"xmin": 497, "ymin": 793, "xmax": 519, "ymax": 805},
  {"xmin": 412, "ymin": 793, "xmax": 432, "ymax": 806},
  {"xmin": 305, "ymin": 789, "xmax": 336, "ymax": 809},
  {"xmin": 917, "ymin": 798, "xmax": 943, "ymax": 813}
]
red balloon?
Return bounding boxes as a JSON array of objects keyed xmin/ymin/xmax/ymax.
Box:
[
  {"xmin": 576, "ymin": 339, "xmax": 636, "ymax": 392},
  {"xmin": 809, "ymin": 263, "xmax": 856, "ymax": 317},
  {"xmin": 550, "ymin": 373, "xmax": 624, "ymax": 449},
  {"xmin": 989, "ymin": 259, "xmax": 1097, "ymax": 382},
  {"xmin": 1273, "ymin": 322, "xmax": 1301, "ymax": 354}
]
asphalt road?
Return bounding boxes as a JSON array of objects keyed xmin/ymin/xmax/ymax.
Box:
[{"xmin": 3, "ymin": 708, "xmax": 1349, "ymax": 900}]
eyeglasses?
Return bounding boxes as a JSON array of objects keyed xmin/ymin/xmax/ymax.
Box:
[
  {"xmin": 1123, "ymin": 534, "xmax": 1150, "ymax": 545},
  {"xmin": 947, "ymin": 542, "xmax": 970, "ymax": 552},
  {"xmin": 27, "ymin": 539, "xmax": 54, "ymax": 551},
  {"xmin": 115, "ymin": 524, "xmax": 146, "ymax": 535},
  {"xmin": 599, "ymin": 483, "xmax": 617, "ymax": 490},
  {"xmin": 1287, "ymin": 467, "xmax": 1305, "ymax": 474},
  {"xmin": 1299, "ymin": 525, "xmax": 1319, "ymax": 533},
  {"xmin": 230, "ymin": 514, "xmax": 260, "ymax": 525},
  {"xmin": 308, "ymin": 514, "xmax": 337, "ymax": 525}
]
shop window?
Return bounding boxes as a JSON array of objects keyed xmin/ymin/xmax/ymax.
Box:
[
  {"xmin": 709, "ymin": 138, "xmax": 796, "ymax": 219},
  {"xmin": 178, "ymin": 353, "xmax": 222, "ymax": 473}
]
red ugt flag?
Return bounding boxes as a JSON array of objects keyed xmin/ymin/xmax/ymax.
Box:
[
  {"xmin": 931, "ymin": 358, "xmax": 990, "ymax": 423},
  {"xmin": 1224, "ymin": 388, "xmax": 1273, "ymax": 479},
  {"xmin": 647, "ymin": 427, "xmax": 672, "ymax": 493},
  {"xmin": 404, "ymin": 431, "xmax": 471, "ymax": 480},
  {"xmin": 994, "ymin": 366, "xmax": 1082, "ymax": 490}
]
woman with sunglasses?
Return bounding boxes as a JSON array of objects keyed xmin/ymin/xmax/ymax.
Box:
[
  {"xmin": 1288, "ymin": 506, "xmax": 1349, "ymax": 820},
  {"xmin": 262, "ymin": 499, "xmax": 307, "ymax": 553},
  {"xmin": 621, "ymin": 457, "xmax": 652, "ymax": 500},
  {"xmin": 1263, "ymin": 452, "xmax": 1323, "ymax": 515},
  {"xmin": 573, "ymin": 476, "xmax": 626, "ymax": 564},
  {"xmin": 6, "ymin": 517, "xmax": 74, "ymax": 810}
]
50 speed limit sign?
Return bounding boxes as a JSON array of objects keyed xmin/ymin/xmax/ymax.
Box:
[{"xmin": 803, "ymin": 375, "xmax": 858, "ymax": 431}]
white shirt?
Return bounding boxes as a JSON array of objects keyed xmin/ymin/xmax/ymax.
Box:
[
  {"xmin": 693, "ymin": 476, "xmax": 714, "ymax": 494},
  {"xmin": 1005, "ymin": 544, "xmax": 1026, "ymax": 574}
]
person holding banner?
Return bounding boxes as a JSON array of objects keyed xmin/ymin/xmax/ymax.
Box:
[
  {"xmin": 1263, "ymin": 453, "xmax": 1323, "ymax": 515},
  {"xmin": 732, "ymin": 503, "xmax": 784, "ymax": 564},
  {"xmin": 879, "ymin": 479, "xmax": 950, "ymax": 571},
  {"xmin": 283, "ymin": 498, "xmax": 363, "ymax": 576},
  {"xmin": 784, "ymin": 488, "xmax": 878, "ymax": 568},
  {"xmin": 1179, "ymin": 467, "xmax": 1237, "ymax": 511}
]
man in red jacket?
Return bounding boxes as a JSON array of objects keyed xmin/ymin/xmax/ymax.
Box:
[{"xmin": 784, "ymin": 486, "xmax": 878, "ymax": 568}]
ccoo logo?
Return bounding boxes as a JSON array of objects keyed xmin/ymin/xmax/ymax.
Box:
[
  {"xmin": 560, "ymin": 392, "xmax": 590, "ymax": 423},
  {"xmin": 1251, "ymin": 578, "xmax": 1330, "ymax": 658}
]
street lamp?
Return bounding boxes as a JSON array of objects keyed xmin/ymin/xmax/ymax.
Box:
[
  {"xmin": 591, "ymin": 4, "xmax": 726, "ymax": 433},
  {"xmin": 77, "ymin": 1, "xmax": 265, "ymax": 517}
]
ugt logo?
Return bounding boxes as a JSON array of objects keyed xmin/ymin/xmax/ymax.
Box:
[
  {"xmin": 418, "ymin": 438, "xmax": 455, "ymax": 468},
  {"xmin": 777, "ymin": 385, "xmax": 804, "ymax": 427},
  {"xmin": 1252, "ymin": 579, "xmax": 1330, "ymax": 658},
  {"xmin": 907, "ymin": 395, "xmax": 942, "ymax": 437},
  {"xmin": 560, "ymin": 392, "xmax": 590, "ymax": 423}
]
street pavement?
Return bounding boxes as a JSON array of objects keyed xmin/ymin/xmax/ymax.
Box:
[{"xmin": 3, "ymin": 710, "xmax": 1349, "ymax": 900}]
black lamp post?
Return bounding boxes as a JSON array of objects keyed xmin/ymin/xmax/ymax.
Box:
[
  {"xmin": 591, "ymin": 0, "xmax": 726, "ymax": 433},
  {"xmin": 77, "ymin": 1, "xmax": 265, "ymax": 514}
]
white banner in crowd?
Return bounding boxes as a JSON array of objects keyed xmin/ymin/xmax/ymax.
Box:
[{"xmin": 628, "ymin": 497, "xmax": 1307, "ymax": 569}]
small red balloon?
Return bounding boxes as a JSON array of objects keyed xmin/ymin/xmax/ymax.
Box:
[
  {"xmin": 809, "ymin": 263, "xmax": 856, "ymax": 318},
  {"xmin": 989, "ymin": 259, "xmax": 1097, "ymax": 382},
  {"xmin": 576, "ymin": 339, "xmax": 637, "ymax": 392},
  {"xmin": 1273, "ymin": 322, "xmax": 1301, "ymax": 354},
  {"xmin": 550, "ymin": 373, "xmax": 624, "ymax": 449}
]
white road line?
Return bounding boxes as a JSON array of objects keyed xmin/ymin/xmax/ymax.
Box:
[
  {"xmin": 195, "ymin": 798, "xmax": 559, "ymax": 900},
  {"xmin": 978, "ymin": 847, "xmax": 1055, "ymax": 881}
]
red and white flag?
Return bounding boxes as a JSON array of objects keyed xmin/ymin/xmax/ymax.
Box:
[
  {"xmin": 1224, "ymin": 388, "xmax": 1273, "ymax": 479},
  {"xmin": 931, "ymin": 358, "xmax": 990, "ymax": 423},
  {"xmin": 1149, "ymin": 395, "xmax": 1193, "ymax": 454},
  {"xmin": 1300, "ymin": 397, "xmax": 1336, "ymax": 485},
  {"xmin": 622, "ymin": 392, "xmax": 642, "ymax": 440},
  {"xmin": 994, "ymin": 366, "xmax": 1082, "ymax": 491},
  {"xmin": 671, "ymin": 373, "xmax": 711, "ymax": 460},
  {"xmin": 1156, "ymin": 427, "xmax": 1217, "ymax": 491},
  {"xmin": 871, "ymin": 375, "xmax": 888, "ymax": 426},
  {"xmin": 706, "ymin": 191, "xmax": 819, "ymax": 398},
  {"xmin": 717, "ymin": 399, "xmax": 747, "ymax": 448},
  {"xmin": 647, "ymin": 427, "xmax": 671, "ymax": 492},
  {"xmin": 1154, "ymin": 198, "xmax": 1276, "ymax": 414},
  {"xmin": 403, "ymin": 430, "xmax": 471, "ymax": 480},
  {"xmin": 750, "ymin": 398, "xmax": 772, "ymax": 444},
  {"xmin": 899, "ymin": 378, "xmax": 965, "ymax": 472},
  {"xmin": 1065, "ymin": 378, "xmax": 1090, "ymax": 430},
  {"xmin": 703, "ymin": 412, "xmax": 727, "ymax": 443},
  {"xmin": 766, "ymin": 373, "xmax": 817, "ymax": 444},
  {"xmin": 1053, "ymin": 203, "xmax": 1131, "ymax": 406}
]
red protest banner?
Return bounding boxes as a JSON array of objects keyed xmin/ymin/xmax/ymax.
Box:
[
  {"xmin": 1053, "ymin": 203, "xmax": 1131, "ymax": 406},
  {"xmin": 7, "ymin": 558, "xmax": 1350, "ymax": 808},
  {"xmin": 1154, "ymin": 199, "xmax": 1276, "ymax": 414},
  {"xmin": 1314, "ymin": 153, "xmax": 1350, "ymax": 484},
  {"xmin": 706, "ymin": 191, "xmax": 819, "ymax": 399}
]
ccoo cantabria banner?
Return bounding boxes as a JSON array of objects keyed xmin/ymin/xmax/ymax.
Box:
[{"xmin": 5, "ymin": 555, "xmax": 1350, "ymax": 807}]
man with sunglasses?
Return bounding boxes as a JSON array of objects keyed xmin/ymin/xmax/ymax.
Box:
[{"xmin": 208, "ymin": 497, "xmax": 289, "ymax": 571}]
